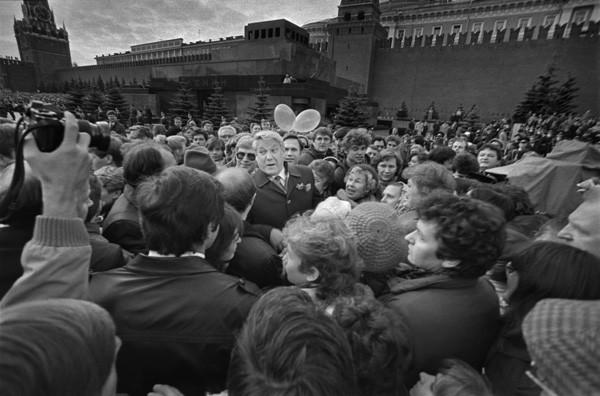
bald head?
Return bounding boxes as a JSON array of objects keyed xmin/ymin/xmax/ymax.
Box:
[{"xmin": 216, "ymin": 167, "xmax": 257, "ymax": 215}]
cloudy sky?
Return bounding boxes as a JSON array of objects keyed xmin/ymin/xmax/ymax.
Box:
[{"xmin": 0, "ymin": 0, "xmax": 338, "ymax": 65}]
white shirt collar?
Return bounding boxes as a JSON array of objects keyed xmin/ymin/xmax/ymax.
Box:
[
  {"xmin": 275, "ymin": 167, "xmax": 287, "ymax": 181},
  {"xmin": 148, "ymin": 251, "xmax": 206, "ymax": 259}
]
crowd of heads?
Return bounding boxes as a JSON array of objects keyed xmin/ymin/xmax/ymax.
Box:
[{"xmin": 0, "ymin": 103, "xmax": 599, "ymax": 396}]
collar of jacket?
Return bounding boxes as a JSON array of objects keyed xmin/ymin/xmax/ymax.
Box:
[
  {"xmin": 387, "ymin": 274, "xmax": 478, "ymax": 294},
  {"xmin": 254, "ymin": 162, "xmax": 301, "ymax": 188},
  {"xmin": 125, "ymin": 254, "xmax": 220, "ymax": 276}
]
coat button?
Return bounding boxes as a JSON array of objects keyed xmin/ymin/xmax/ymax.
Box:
[{"xmin": 287, "ymin": 200, "xmax": 291, "ymax": 204}]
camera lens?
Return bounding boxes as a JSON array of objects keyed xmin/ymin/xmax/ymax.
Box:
[{"xmin": 77, "ymin": 121, "xmax": 111, "ymax": 151}]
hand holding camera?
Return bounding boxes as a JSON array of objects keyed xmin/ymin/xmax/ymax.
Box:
[{"xmin": 24, "ymin": 111, "xmax": 92, "ymax": 219}]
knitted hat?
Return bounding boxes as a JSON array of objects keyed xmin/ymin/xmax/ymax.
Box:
[
  {"xmin": 345, "ymin": 202, "xmax": 408, "ymax": 273},
  {"xmin": 522, "ymin": 298, "xmax": 600, "ymax": 396},
  {"xmin": 312, "ymin": 197, "xmax": 352, "ymax": 220},
  {"xmin": 184, "ymin": 147, "xmax": 217, "ymax": 174}
]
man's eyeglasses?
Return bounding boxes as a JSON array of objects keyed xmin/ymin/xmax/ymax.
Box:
[{"xmin": 236, "ymin": 152, "xmax": 256, "ymax": 161}]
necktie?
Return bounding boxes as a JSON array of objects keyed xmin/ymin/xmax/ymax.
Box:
[{"xmin": 274, "ymin": 175, "xmax": 286, "ymax": 192}]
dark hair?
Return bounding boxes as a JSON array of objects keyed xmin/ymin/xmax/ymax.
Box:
[
  {"xmin": 0, "ymin": 163, "xmax": 42, "ymax": 228},
  {"xmin": 228, "ymin": 287, "xmax": 359, "ymax": 396},
  {"xmin": 206, "ymin": 203, "xmax": 244, "ymax": 267},
  {"xmin": 123, "ymin": 143, "xmax": 170, "ymax": 187},
  {"xmin": 411, "ymin": 135, "xmax": 425, "ymax": 146},
  {"xmin": 343, "ymin": 130, "xmax": 371, "ymax": 149},
  {"xmin": 216, "ymin": 167, "xmax": 257, "ymax": 213},
  {"xmin": 489, "ymin": 184, "xmax": 535, "ymax": 216},
  {"xmin": 90, "ymin": 137, "xmax": 124, "ymax": 167},
  {"xmin": 0, "ymin": 299, "xmax": 116, "ymax": 396},
  {"xmin": 329, "ymin": 294, "xmax": 413, "ymax": 396},
  {"xmin": 428, "ymin": 146, "xmax": 456, "ymax": 165},
  {"xmin": 372, "ymin": 148, "xmax": 403, "ymax": 175},
  {"xmin": 283, "ymin": 133, "xmax": 304, "ymax": 150},
  {"xmin": 503, "ymin": 242, "xmax": 600, "ymax": 343},
  {"xmin": 334, "ymin": 126, "xmax": 351, "ymax": 140},
  {"xmin": 313, "ymin": 126, "xmax": 333, "ymax": 139},
  {"xmin": 372, "ymin": 136, "xmax": 385, "ymax": 145},
  {"xmin": 417, "ymin": 193, "xmax": 506, "ymax": 278},
  {"xmin": 452, "ymin": 153, "xmax": 479, "ymax": 175},
  {"xmin": 86, "ymin": 174, "xmax": 102, "ymax": 223},
  {"xmin": 136, "ymin": 166, "xmax": 224, "ymax": 255},
  {"xmin": 0, "ymin": 123, "xmax": 16, "ymax": 159},
  {"xmin": 309, "ymin": 159, "xmax": 335, "ymax": 188},
  {"xmin": 193, "ymin": 129, "xmax": 210, "ymax": 140},
  {"xmin": 207, "ymin": 137, "xmax": 226, "ymax": 151},
  {"xmin": 469, "ymin": 188, "xmax": 515, "ymax": 221},
  {"xmin": 385, "ymin": 135, "xmax": 401, "ymax": 145}
]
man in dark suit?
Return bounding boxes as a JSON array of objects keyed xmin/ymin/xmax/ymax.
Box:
[
  {"xmin": 248, "ymin": 131, "xmax": 320, "ymax": 241},
  {"xmin": 107, "ymin": 110, "xmax": 126, "ymax": 136},
  {"xmin": 217, "ymin": 167, "xmax": 287, "ymax": 289}
]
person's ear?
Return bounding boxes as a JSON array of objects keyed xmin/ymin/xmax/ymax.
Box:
[
  {"xmin": 306, "ymin": 267, "xmax": 320, "ymax": 282},
  {"xmin": 105, "ymin": 154, "xmax": 113, "ymax": 165},
  {"xmin": 441, "ymin": 259, "xmax": 460, "ymax": 269}
]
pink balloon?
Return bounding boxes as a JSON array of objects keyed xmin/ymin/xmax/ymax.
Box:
[
  {"xmin": 293, "ymin": 109, "xmax": 321, "ymax": 133},
  {"xmin": 274, "ymin": 104, "xmax": 296, "ymax": 132}
]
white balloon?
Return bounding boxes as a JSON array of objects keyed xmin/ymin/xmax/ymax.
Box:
[
  {"xmin": 292, "ymin": 109, "xmax": 321, "ymax": 133},
  {"xmin": 274, "ymin": 104, "xmax": 296, "ymax": 132}
]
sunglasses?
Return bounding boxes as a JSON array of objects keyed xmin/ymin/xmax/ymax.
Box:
[{"xmin": 236, "ymin": 152, "xmax": 256, "ymax": 161}]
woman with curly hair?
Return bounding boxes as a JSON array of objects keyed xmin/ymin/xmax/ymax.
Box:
[{"xmin": 282, "ymin": 214, "xmax": 362, "ymax": 308}]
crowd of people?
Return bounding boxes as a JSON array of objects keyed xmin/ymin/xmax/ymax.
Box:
[{"xmin": 0, "ymin": 102, "xmax": 599, "ymax": 396}]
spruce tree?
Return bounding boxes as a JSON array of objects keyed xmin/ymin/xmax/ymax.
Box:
[
  {"xmin": 132, "ymin": 77, "xmax": 138, "ymax": 86},
  {"xmin": 168, "ymin": 82, "xmax": 200, "ymax": 119},
  {"xmin": 553, "ymin": 75, "xmax": 579, "ymax": 114},
  {"xmin": 82, "ymin": 86, "xmax": 106, "ymax": 115},
  {"xmin": 66, "ymin": 86, "xmax": 85, "ymax": 111},
  {"xmin": 514, "ymin": 65, "xmax": 559, "ymax": 122},
  {"xmin": 145, "ymin": 71, "xmax": 154, "ymax": 90},
  {"xmin": 106, "ymin": 87, "xmax": 129, "ymax": 120},
  {"xmin": 246, "ymin": 77, "xmax": 274, "ymax": 124},
  {"xmin": 97, "ymin": 75, "xmax": 105, "ymax": 92},
  {"xmin": 335, "ymin": 90, "xmax": 369, "ymax": 128},
  {"xmin": 396, "ymin": 101, "xmax": 408, "ymax": 119},
  {"xmin": 203, "ymin": 81, "xmax": 229, "ymax": 125}
]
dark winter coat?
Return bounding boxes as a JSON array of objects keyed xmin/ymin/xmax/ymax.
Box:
[
  {"xmin": 380, "ymin": 274, "xmax": 500, "ymax": 387},
  {"xmin": 90, "ymin": 254, "xmax": 260, "ymax": 396}
]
